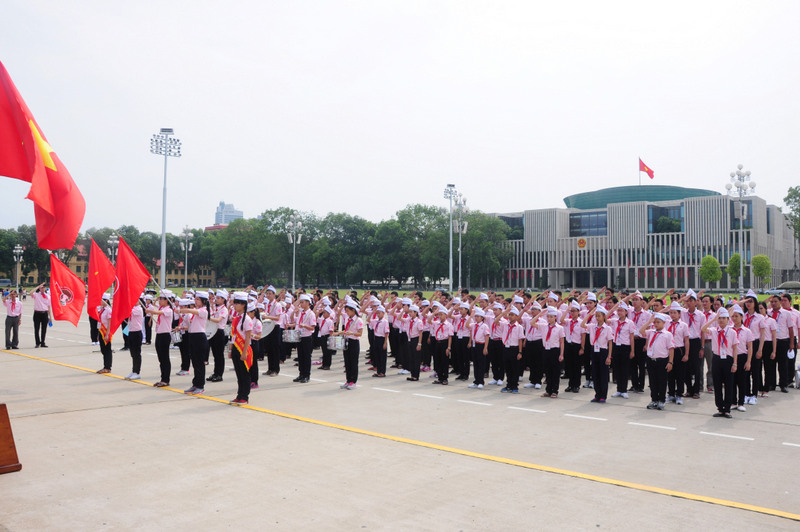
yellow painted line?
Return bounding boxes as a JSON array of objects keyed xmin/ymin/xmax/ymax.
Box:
[{"xmin": 4, "ymin": 348, "xmax": 800, "ymax": 522}]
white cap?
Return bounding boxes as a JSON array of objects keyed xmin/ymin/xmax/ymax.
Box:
[
  {"xmin": 547, "ymin": 293, "xmax": 558, "ymax": 301},
  {"xmin": 546, "ymin": 308, "xmax": 558, "ymax": 316},
  {"xmin": 633, "ymin": 290, "xmax": 643, "ymax": 298},
  {"xmin": 653, "ymin": 312, "xmax": 669, "ymax": 322},
  {"xmin": 299, "ymin": 294, "xmax": 312, "ymax": 303},
  {"xmin": 717, "ymin": 308, "xmax": 730, "ymax": 318},
  {"xmin": 285, "ymin": 295, "xmax": 293, "ymax": 304},
  {"xmin": 731, "ymin": 304, "xmax": 744, "ymax": 315},
  {"xmin": 233, "ymin": 291, "xmax": 248, "ymax": 301},
  {"xmin": 686, "ymin": 289, "xmax": 698, "ymax": 300},
  {"xmin": 346, "ymin": 301, "xmax": 358, "ymax": 310},
  {"xmin": 479, "ymin": 293, "xmax": 489, "ymax": 301},
  {"xmin": 102, "ymin": 293, "xmax": 111, "ymax": 301},
  {"xmin": 195, "ymin": 291, "xmax": 208, "ymax": 299},
  {"xmin": 618, "ymin": 302, "xmax": 629, "ymax": 311},
  {"xmin": 570, "ymin": 301, "xmax": 581, "ymax": 310},
  {"xmin": 595, "ymin": 305, "xmax": 608, "ymax": 315},
  {"xmin": 144, "ymin": 294, "xmax": 153, "ymax": 301},
  {"xmin": 322, "ymin": 296, "xmax": 331, "ymax": 305},
  {"xmin": 247, "ymin": 302, "xmax": 256, "ymax": 312},
  {"xmin": 437, "ymin": 305, "xmax": 448, "ymax": 314},
  {"xmin": 159, "ymin": 289, "xmax": 173, "ymax": 298},
  {"xmin": 322, "ymin": 306, "xmax": 333, "ymax": 314},
  {"xmin": 420, "ymin": 300, "xmax": 430, "ymax": 307},
  {"xmin": 532, "ymin": 302, "xmax": 542, "ymax": 310},
  {"xmin": 257, "ymin": 303, "xmax": 265, "ymax": 310},
  {"xmin": 179, "ymin": 298, "xmax": 193, "ymax": 306},
  {"xmin": 493, "ymin": 303, "xmax": 504, "ymax": 310},
  {"xmin": 376, "ymin": 306, "xmax": 386, "ymax": 313},
  {"xmin": 509, "ymin": 308, "xmax": 520, "ymax": 316},
  {"xmin": 669, "ymin": 302, "xmax": 683, "ymax": 312},
  {"xmin": 587, "ymin": 292, "xmax": 597, "ymax": 302},
  {"xmin": 217, "ymin": 289, "xmax": 229, "ymax": 299},
  {"xmin": 402, "ymin": 298, "xmax": 412, "ymax": 305},
  {"xmin": 409, "ymin": 305, "xmax": 420, "ymax": 313},
  {"xmin": 746, "ymin": 289, "xmax": 758, "ymax": 299},
  {"xmin": 460, "ymin": 302, "xmax": 470, "ymax": 309},
  {"xmin": 513, "ymin": 295, "xmax": 523, "ymax": 304},
  {"xmin": 474, "ymin": 309, "xmax": 485, "ymax": 317},
  {"xmin": 266, "ymin": 285, "xmax": 276, "ymax": 293},
  {"xmin": 249, "ymin": 290, "xmax": 258, "ymax": 297}
]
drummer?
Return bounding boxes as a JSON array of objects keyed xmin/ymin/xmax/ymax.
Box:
[
  {"xmin": 294, "ymin": 294, "xmax": 316, "ymax": 383},
  {"xmin": 146, "ymin": 290, "xmax": 174, "ymax": 387},
  {"xmin": 261, "ymin": 286, "xmax": 282, "ymax": 376},
  {"xmin": 335, "ymin": 300, "xmax": 363, "ymax": 390},
  {"xmin": 177, "ymin": 291, "xmax": 211, "ymax": 395},
  {"xmin": 229, "ymin": 293, "xmax": 254, "ymax": 405},
  {"xmin": 207, "ymin": 289, "xmax": 229, "ymax": 383},
  {"xmin": 317, "ymin": 306, "xmax": 336, "ymax": 370}
]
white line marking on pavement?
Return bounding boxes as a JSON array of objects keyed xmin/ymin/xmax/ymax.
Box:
[
  {"xmin": 564, "ymin": 414, "xmax": 607, "ymax": 421},
  {"xmin": 413, "ymin": 393, "xmax": 444, "ymax": 400},
  {"xmin": 782, "ymin": 442, "xmax": 800, "ymax": 448},
  {"xmin": 508, "ymin": 406, "xmax": 547, "ymax": 413},
  {"xmin": 309, "ymin": 378, "xmax": 327, "ymax": 383},
  {"xmin": 458, "ymin": 400, "xmax": 492, "ymax": 406},
  {"xmin": 699, "ymin": 431, "xmax": 754, "ymax": 441},
  {"xmin": 628, "ymin": 422, "xmax": 677, "ymax": 431},
  {"xmin": 373, "ymin": 387, "xmax": 401, "ymax": 393}
]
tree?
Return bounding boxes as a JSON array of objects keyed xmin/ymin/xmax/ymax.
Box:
[
  {"xmin": 751, "ymin": 254, "xmax": 772, "ymax": 287},
  {"xmin": 726, "ymin": 253, "xmax": 741, "ymax": 287},
  {"xmin": 785, "ymin": 186, "xmax": 800, "ymax": 268},
  {"xmin": 699, "ymin": 255, "xmax": 722, "ymax": 285},
  {"xmin": 654, "ymin": 216, "xmax": 681, "ymax": 233}
]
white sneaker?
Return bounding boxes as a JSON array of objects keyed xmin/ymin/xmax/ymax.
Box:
[
  {"xmin": 477, "ymin": 384, "xmax": 484, "ymax": 389},
  {"xmin": 676, "ymin": 397, "xmax": 683, "ymax": 405},
  {"xmin": 736, "ymin": 405, "xmax": 746, "ymax": 412},
  {"xmin": 750, "ymin": 396, "xmax": 757, "ymax": 405},
  {"xmin": 534, "ymin": 383, "xmax": 541, "ymax": 389},
  {"xmin": 523, "ymin": 383, "xmax": 535, "ymax": 388},
  {"xmin": 621, "ymin": 392, "xmax": 629, "ymax": 399},
  {"xmin": 667, "ymin": 395, "xmax": 676, "ymax": 403},
  {"xmin": 496, "ymin": 380, "xmax": 504, "ymax": 386},
  {"xmin": 398, "ymin": 369, "xmax": 410, "ymax": 375},
  {"xmin": 611, "ymin": 391, "xmax": 622, "ymax": 397},
  {"xmin": 488, "ymin": 379, "xmax": 498, "ymax": 385},
  {"xmin": 125, "ymin": 372, "xmax": 140, "ymax": 380},
  {"xmin": 468, "ymin": 383, "xmax": 478, "ymax": 388},
  {"xmin": 176, "ymin": 370, "xmax": 190, "ymax": 376}
]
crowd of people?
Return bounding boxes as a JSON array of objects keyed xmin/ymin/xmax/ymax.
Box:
[
  {"xmin": 3, "ymin": 283, "xmax": 799, "ymax": 415},
  {"xmin": 71, "ymin": 285, "xmax": 799, "ymax": 415}
]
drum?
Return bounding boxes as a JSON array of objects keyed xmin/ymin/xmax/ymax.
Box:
[
  {"xmin": 205, "ymin": 320, "xmax": 218, "ymax": 340},
  {"xmin": 170, "ymin": 331, "xmax": 182, "ymax": 344},
  {"xmin": 327, "ymin": 336, "xmax": 346, "ymax": 351},
  {"xmin": 224, "ymin": 324, "xmax": 232, "ymax": 338},
  {"xmin": 282, "ymin": 328, "xmax": 300, "ymax": 343},
  {"xmin": 262, "ymin": 319, "xmax": 276, "ymax": 337}
]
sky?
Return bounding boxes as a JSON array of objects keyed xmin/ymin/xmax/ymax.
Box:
[{"xmin": 1, "ymin": 1, "xmax": 799, "ymax": 235}]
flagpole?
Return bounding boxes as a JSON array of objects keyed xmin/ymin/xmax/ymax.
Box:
[{"xmin": 638, "ymin": 156, "xmax": 641, "ymax": 186}]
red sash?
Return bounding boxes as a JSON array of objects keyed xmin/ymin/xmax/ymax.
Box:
[{"xmin": 232, "ymin": 315, "xmax": 253, "ymax": 370}]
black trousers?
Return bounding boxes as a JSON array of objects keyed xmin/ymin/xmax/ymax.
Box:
[
  {"xmin": 128, "ymin": 330, "xmax": 143, "ymax": 374},
  {"xmin": 408, "ymin": 337, "xmax": 421, "ymax": 379},
  {"xmin": 611, "ymin": 344, "xmax": 631, "ymax": 393},
  {"xmin": 564, "ymin": 342, "xmax": 582, "ymax": 390},
  {"xmin": 543, "ymin": 348, "xmax": 560, "ymax": 395},
  {"xmin": 388, "ymin": 327, "xmax": 399, "ymax": 359},
  {"xmin": 344, "ymin": 339, "xmax": 360, "ymax": 384},
  {"xmin": 264, "ymin": 327, "xmax": 281, "ymax": 373},
  {"xmin": 761, "ymin": 340, "xmax": 775, "ymax": 391},
  {"xmin": 318, "ymin": 334, "xmax": 332, "ymax": 368},
  {"xmin": 372, "ymin": 335, "xmax": 387, "ymax": 374},
  {"xmin": 297, "ymin": 336, "xmax": 313, "ymax": 379},
  {"xmin": 582, "ymin": 336, "xmax": 593, "ymax": 382},
  {"xmin": 397, "ymin": 331, "xmax": 409, "ymax": 370},
  {"xmin": 488, "ymin": 339, "xmax": 504, "ymax": 381},
  {"xmin": 667, "ymin": 347, "xmax": 686, "ymax": 397},
  {"xmin": 155, "ymin": 332, "xmax": 171, "ymax": 384},
  {"xmin": 712, "ymin": 354, "xmax": 734, "ymax": 413},
  {"xmin": 178, "ymin": 334, "xmax": 191, "ymax": 371},
  {"xmin": 647, "ymin": 357, "xmax": 668, "ymax": 403},
  {"xmin": 144, "ymin": 316, "xmax": 153, "ymax": 344},
  {"xmin": 775, "ymin": 338, "xmax": 791, "ymax": 388},
  {"xmin": 210, "ymin": 330, "xmax": 227, "ymax": 377},
  {"xmin": 100, "ymin": 335, "xmax": 113, "ymax": 370},
  {"xmin": 421, "ymin": 331, "xmax": 432, "ymax": 367},
  {"xmin": 472, "ymin": 343, "xmax": 486, "ymax": 385},
  {"xmin": 232, "ymin": 346, "xmax": 251, "ymax": 401},
  {"xmin": 5, "ymin": 315, "xmax": 19, "ymax": 348},
  {"xmin": 89, "ymin": 317, "xmax": 99, "ymax": 343},
  {"xmin": 591, "ymin": 349, "xmax": 610, "ymax": 399},
  {"xmin": 248, "ymin": 339, "xmax": 260, "ymax": 384},
  {"xmin": 686, "ymin": 338, "xmax": 703, "ymax": 395},
  {"xmin": 732, "ymin": 352, "xmax": 750, "ymax": 405},
  {"xmin": 749, "ymin": 339, "xmax": 762, "ymax": 396},
  {"xmin": 526, "ymin": 339, "xmax": 543, "ymax": 385},
  {"xmin": 188, "ymin": 332, "xmax": 208, "ymax": 388},
  {"xmin": 503, "ymin": 346, "xmax": 520, "ymax": 390},
  {"xmin": 631, "ymin": 337, "xmax": 647, "ymax": 390},
  {"xmin": 434, "ymin": 339, "xmax": 450, "ymax": 383},
  {"xmin": 454, "ymin": 336, "xmax": 470, "ymax": 378},
  {"xmin": 33, "ymin": 310, "xmax": 48, "ymax": 346}
]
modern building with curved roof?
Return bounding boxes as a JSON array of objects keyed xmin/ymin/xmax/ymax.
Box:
[{"xmin": 498, "ymin": 185, "xmax": 795, "ymax": 291}]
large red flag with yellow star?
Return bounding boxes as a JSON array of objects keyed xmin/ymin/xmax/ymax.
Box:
[
  {"xmin": 639, "ymin": 158, "xmax": 654, "ymax": 179},
  {"xmin": 0, "ymin": 61, "xmax": 85, "ymax": 250}
]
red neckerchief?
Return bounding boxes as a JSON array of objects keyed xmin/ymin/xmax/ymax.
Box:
[
  {"xmin": 648, "ymin": 331, "xmax": 661, "ymax": 348},
  {"xmin": 546, "ymin": 324, "xmax": 555, "ymax": 342}
]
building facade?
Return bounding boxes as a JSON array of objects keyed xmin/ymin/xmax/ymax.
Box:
[
  {"xmin": 214, "ymin": 202, "xmax": 243, "ymax": 225},
  {"xmin": 498, "ymin": 185, "xmax": 796, "ymax": 291}
]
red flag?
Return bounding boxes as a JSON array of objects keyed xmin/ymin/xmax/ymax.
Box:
[
  {"xmin": 109, "ymin": 237, "xmax": 150, "ymax": 337},
  {"xmin": 87, "ymin": 239, "xmax": 115, "ymax": 321},
  {"xmin": 49, "ymin": 254, "xmax": 86, "ymax": 326},
  {"xmin": 639, "ymin": 158, "xmax": 654, "ymax": 179},
  {"xmin": 0, "ymin": 61, "xmax": 85, "ymax": 250}
]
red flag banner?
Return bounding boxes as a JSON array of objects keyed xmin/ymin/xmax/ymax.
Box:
[
  {"xmin": 109, "ymin": 237, "xmax": 150, "ymax": 337},
  {"xmin": 639, "ymin": 158, "xmax": 654, "ymax": 179},
  {"xmin": 87, "ymin": 239, "xmax": 115, "ymax": 321},
  {"xmin": 0, "ymin": 61, "xmax": 85, "ymax": 250},
  {"xmin": 49, "ymin": 254, "xmax": 86, "ymax": 326}
]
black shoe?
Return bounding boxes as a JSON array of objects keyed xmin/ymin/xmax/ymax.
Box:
[
  {"xmin": 4, "ymin": 346, "xmax": 9, "ymax": 350},
  {"xmin": 299, "ymin": 378, "xmax": 309, "ymax": 383},
  {"xmin": 319, "ymin": 366, "xmax": 330, "ymax": 370},
  {"xmin": 120, "ymin": 347, "xmax": 129, "ymax": 351},
  {"xmin": 206, "ymin": 374, "xmax": 223, "ymax": 382},
  {"xmin": 712, "ymin": 412, "xmax": 724, "ymax": 417},
  {"xmin": 723, "ymin": 412, "xmax": 732, "ymax": 418},
  {"xmin": 293, "ymin": 377, "xmax": 302, "ymax": 382},
  {"xmin": 571, "ymin": 388, "xmax": 579, "ymax": 393},
  {"xmin": 35, "ymin": 344, "xmax": 40, "ymax": 348},
  {"xmin": 781, "ymin": 387, "xmax": 789, "ymax": 393},
  {"xmin": 564, "ymin": 387, "xmax": 573, "ymax": 393}
]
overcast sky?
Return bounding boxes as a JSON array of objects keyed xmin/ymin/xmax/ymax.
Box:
[{"xmin": 2, "ymin": 1, "xmax": 798, "ymax": 235}]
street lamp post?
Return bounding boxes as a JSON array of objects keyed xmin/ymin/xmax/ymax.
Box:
[
  {"xmin": 286, "ymin": 214, "xmax": 303, "ymax": 291},
  {"xmin": 443, "ymin": 184, "xmax": 457, "ymax": 292},
  {"xmin": 150, "ymin": 128, "xmax": 182, "ymax": 289},
  {"xmin": 107, "ymin": 234, "xmax": 119, "ymax": 264},
  {"xmin": 725, "ymin": 164, "xmax": 756, "ymax": 299},
  {"xmin": 180, "ymin": 226, "xmax": 193, "ymax": 290},
  {"xmin": 13, "ymin": 244, "xmax": 23, "ymax": 292},
  {"xmin": 454, "ymin": 193, "xmax": 468, "ymax": 291}
]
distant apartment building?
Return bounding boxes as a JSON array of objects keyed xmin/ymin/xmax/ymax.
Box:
[{"xmin": 215, "ymin": 202, "xmax": 243, "ymax": 225}]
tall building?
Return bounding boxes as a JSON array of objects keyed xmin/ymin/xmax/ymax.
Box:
[
  {"xmin": 496, "ymin": 185, "xmax": 795, "ymax": 291},
  {"xmin": 214, "ymin": 202, "xmax": 243, "ymax": 225}
]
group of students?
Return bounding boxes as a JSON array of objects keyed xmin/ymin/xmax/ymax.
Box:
[
  {"xmin": 89, "ymin": 284, "xmax": 800, "ymax": 415},
  {"xmin": 3, "ymin": 283, "xmax": 54, "ymax": 350}
]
